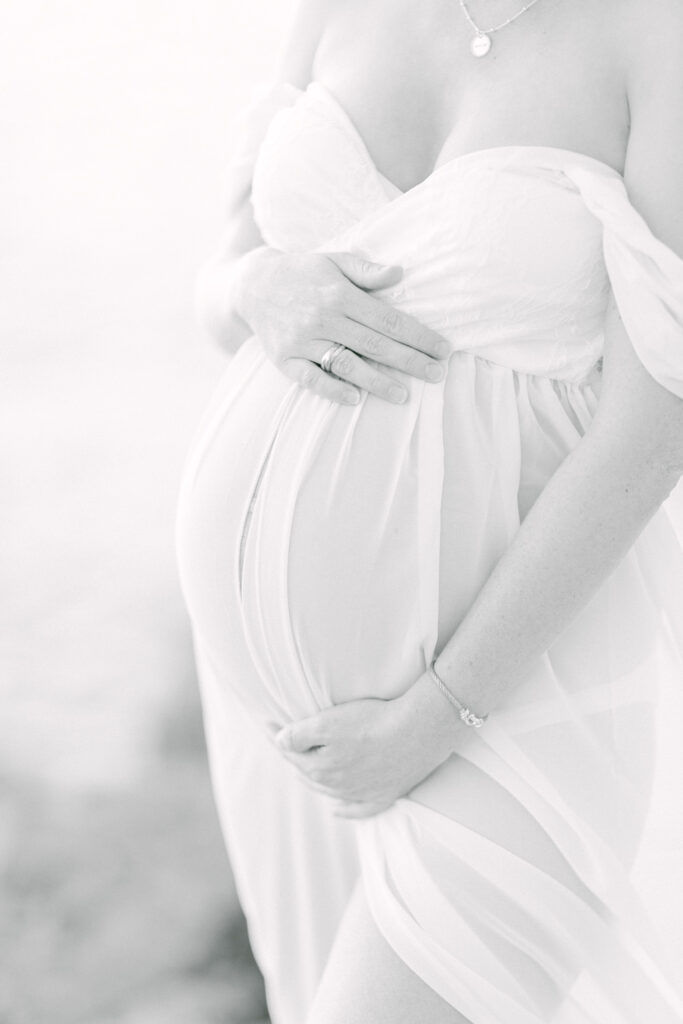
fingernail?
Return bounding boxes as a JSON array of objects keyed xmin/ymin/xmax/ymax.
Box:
[
  {"xmin": 343, "ymin": 389, "xmax": 360, "ymax": 405},
  {"xmin": 389, "ymin": 385, "xmax": 407, "ymax": 404},
  {"xmin": 425, "ymin": 363, "xmax": 445, "ymax": 382}
]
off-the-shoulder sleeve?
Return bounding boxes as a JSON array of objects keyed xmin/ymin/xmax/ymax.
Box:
[
  {"xmin": 219, "ymin": 81, "xmax": 303, "ymax": 219},
  {"xmin": 569, "ymin": 166, "xmax": 683, "ymax": 399}
]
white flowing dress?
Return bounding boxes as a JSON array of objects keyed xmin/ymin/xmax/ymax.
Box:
[{"xmin": 176, "ymin": 80, "xmax": 683, "ymax": 1024}]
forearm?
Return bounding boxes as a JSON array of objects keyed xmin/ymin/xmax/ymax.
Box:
[
  {"xmin": 194, "ymin": 243, "xmax": 277, "ymax": 356},
  {"xmin": 409, "ymin": 424, "xmax": 680, "ymax": 740},
  {"xmin": 194, "ymin": 121, "xmax": 282, "ymax": 357}
]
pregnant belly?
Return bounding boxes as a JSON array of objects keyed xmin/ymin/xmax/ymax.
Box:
[
  {"xmin": 177, "ymin": 339, "xmax": 535, "ymax": 722},
  {"xmin": 177, "ymin": 337, "xmax": 456, "ymax": 720},
  {"xmin": 177, "ymin": 340, "xmax": 663, "ymax": 895}
]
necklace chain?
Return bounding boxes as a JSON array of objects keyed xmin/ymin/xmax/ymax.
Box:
[{"xmin": 458, "ymin": 0, "xmax": 544, "ymax": 37}]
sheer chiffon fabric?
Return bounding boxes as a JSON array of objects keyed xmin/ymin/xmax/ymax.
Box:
[{"xmin": 176, "ymin": 80, "xmax": 683, "ymax": 1023}]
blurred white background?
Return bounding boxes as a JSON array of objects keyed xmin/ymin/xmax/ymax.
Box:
[
  {"xmin": 1, "ymin": 3, "xmax": 682, "ymax": 1022},
  {"xmin": 2, "ymin": 0, "xmax": 297, "ymax": 790},
  {"xmin": 1, "ymin": 3, "xmax": 294, "ymax": 1022}
]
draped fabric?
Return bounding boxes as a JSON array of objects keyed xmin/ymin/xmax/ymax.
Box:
[{"xmin": 176, "ymin": 80, "xmax": 683, "ymax": 1024}]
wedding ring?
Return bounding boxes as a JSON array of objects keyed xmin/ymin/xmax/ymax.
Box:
[{"xmin": 320, "ymin": 342, "xmax": 346, "ymax": 375}]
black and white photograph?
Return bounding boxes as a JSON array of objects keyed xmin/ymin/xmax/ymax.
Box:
[{"xmin": 4, "ymin": 2, "xmax": 683, "ymax": 1022}]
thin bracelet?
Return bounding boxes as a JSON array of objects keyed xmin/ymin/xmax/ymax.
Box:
[{"xmin": 427, "ymin": 660, "xmax": 488, "ymax": 729}]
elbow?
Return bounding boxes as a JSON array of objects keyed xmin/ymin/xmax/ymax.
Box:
[
  {"xmin": 193, "ymin": 259, "xmax": 250, "ymax": 354},
  {"xmin": 657, "ymin": 420, "xmax": 683, "ymax": 492},
  {"xmin": 633, "ymin": 449, "xmax": 683, "ymax": 509},
  {"xmin": 588, "ymin": 386, "xmax": 683, "ymax": 499},
  {"xmin": 626, "ymin": 445, "xmax": 683, "ymax": 506},
  {"xmin": 583, "ymin": 418, "xmax": 683, "ymax": 509}
]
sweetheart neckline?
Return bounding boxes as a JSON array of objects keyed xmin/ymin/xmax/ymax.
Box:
[{"xmin": 294, "ymin": 79, "xmax": 625, "ymax": 198}]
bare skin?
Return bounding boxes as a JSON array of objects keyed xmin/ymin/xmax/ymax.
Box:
[
  {"xmin": 306, "ymin": 879, "xmax": 475, "ymax": 1024},
  {"xmin": 198, "ymin": 1, "xmax": 683, "ymax": 1021},
  {"xmin": 196, "ymin": 0, "xmax": 632, "ymax": 403},
  {"xmin": 311, "ymin": 0, "xmax": 630, "ymax": 190}
]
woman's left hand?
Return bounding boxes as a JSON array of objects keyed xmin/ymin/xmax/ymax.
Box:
[{"xmin": 265, "ymin": 675, "xmax": 461, "ymax": 818}]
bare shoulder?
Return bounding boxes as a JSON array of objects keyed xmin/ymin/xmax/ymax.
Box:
[
  {"xmin": 273, "ymin": 0, "xmax": 341, "ymax": 87},
  {"xmin": 596, "ymin": 4, "xmax": 683, "ymax": 457},
  {"xmin": 608, "ymin": 0, "xmax": 683, "ymax": 253},
  {"xmin": 620, "ymin": 0, "xmax": 683, "ymax": 129},
  {"xmin": 617, "ymin": 0, "xmax": 683, "ymax": 73}
]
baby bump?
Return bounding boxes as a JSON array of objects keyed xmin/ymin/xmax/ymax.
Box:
[
  {"xmin": 176, "ymin": 343, "xmax": 552, "ymax": 722},
  {"xmin": 176, "ymin": 338, "xmax": 450, "ymax": 720},
  {"xmin": 175, "ymin": 339, "xmax": 297, "ymax": 721}
]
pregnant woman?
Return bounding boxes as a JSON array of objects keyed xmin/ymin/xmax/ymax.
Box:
[{"xmin": 176, "ymin": 1, "xmax": 683, "ymax": 1021}]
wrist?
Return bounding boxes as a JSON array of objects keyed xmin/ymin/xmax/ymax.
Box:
[
  {"xmin": 428, "ymin": 658, "xmax": 489, "ymax": 729},
  {"xmin": 399, "ymin": 670, "xmax": 464, "ymax": 759},
  {"xmin": 194, "ymin": 245, "xmax": 282, "ymax": 352}
]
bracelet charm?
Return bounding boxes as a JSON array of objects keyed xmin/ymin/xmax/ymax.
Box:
[{"xmin": 427, "ymin": 660, "xmax": 488, "ymax": 729}]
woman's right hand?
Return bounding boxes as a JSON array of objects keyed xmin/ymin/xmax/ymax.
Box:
[{"xmin": 234, "ymin": 246, "xmax": 450, "ymax": 405}]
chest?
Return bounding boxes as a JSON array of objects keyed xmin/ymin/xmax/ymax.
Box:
[{"xmin": 312, "ymin": 0, "xmax": 629, "ymax": 193}]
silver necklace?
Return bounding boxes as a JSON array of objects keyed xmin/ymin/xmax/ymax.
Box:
[{"xmin": 458, "ymin": 0, "xmax": 545, "ymax": 57}]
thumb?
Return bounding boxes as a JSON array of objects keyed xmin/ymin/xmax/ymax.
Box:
[
  {"xmin": 326, "ymin": 251, "xmax": 403, "ymax": 290},
  {"xmin": 276, "ymin": 720, "xmax": 325, "ymax": 753}
]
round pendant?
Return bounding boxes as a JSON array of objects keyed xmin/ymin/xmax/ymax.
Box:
[{"xmin": 471, "ymin": 33, "xmax": 492, "ymax": 57}]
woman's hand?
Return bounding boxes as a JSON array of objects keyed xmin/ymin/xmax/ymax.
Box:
[
  {"xmin": 235, "ymin": 246, "xmax": 449, "ymax": 405},
  {"xmin": 266, "ymin": 675, "xmax": 462, "ymax": 818}
]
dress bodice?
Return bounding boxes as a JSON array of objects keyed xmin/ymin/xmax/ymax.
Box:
[
  {"xmin": 251, "ymin": 83, "xmax": 609, "ymax": 381},
  {"xmin": 250, "ymin": 81, "xmax": 683, "ymax": 393}
]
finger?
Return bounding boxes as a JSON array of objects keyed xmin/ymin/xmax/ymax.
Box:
[
  {"xmin": 293, "ymin": 773, "xmax": 337, "ymax": 799},
  {"xmin": 325, "ymin": 252, "xmax": 403, "ymax": 290},
  {"xmin": 264, "ymin": 722, "xmax": 326, "ymax": 766},
  {"xmin": 280, "ymin": 357, "xmax": 360, "ymax": 406},
  {"xmin": 344, "ymin": 287, "xmax": 450, "ymax": 363},
  {"xmin": 338, "ymin": 318, "xmax": 446, "ymax": 384},
  {"xmin": 276, "ymin": 747, "xmax": 337, "ymax": 792},
  {"xmin": 276, "ymin": 718, "xmax": 330, "ymax": 754},
  {"xmin": 289, "ymin": 764, "xmax": 358, "ymax": 803},
  {"xmin": 309, "ymin": 340, "xmax": 409, "ymax": 404},
  {"xmin": 274, "ymin": 743, "xmax": 320, "ymax": 772}
]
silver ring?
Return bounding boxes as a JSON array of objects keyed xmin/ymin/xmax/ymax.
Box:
[{"xmin": 320, "ymin": 342, "xmax": 346, "ymax": 375}]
